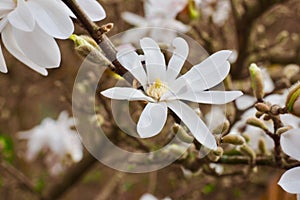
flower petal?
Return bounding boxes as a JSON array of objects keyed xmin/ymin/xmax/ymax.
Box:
[
  {"xmin": 167, "ymin": 100, "xmax": 217, "ymax": 150},
  {"xmin": 235, "ymin": 95, "xmax": 256, "ymax": 110},
  {"xmin": 278, "ymin": 167, "xmax": 300, "ymax": 194},
  {"xmin": 170, "ymin": 50, "xmax": 232, "ymax": 93},
  {"xmin": 7, "ymin": 0, "xmax": 35, "ymax": 32},
  {"xmin": 27, "ymin": 0, "xmax": 74, "ymax": 39},
  {"xmin": 173, "ymin": 90, "xmax": 243, "ymax": 104},
  {"xmin": 166, "ymin": 37, "xmax": 189, "ymax": 82},
  {"xmin": 137, "ymin": 102, "xmax": 167, "ymax": 138},
  {"xmin": 2, "ymin": 25, "xmax": 48, "ymax": 75},
  {"xmin": 281, "ymin": 128, "xmax": 300, "ymax": 161},
  {"xmin": 140, "ymin": 37, "xmax": 166, "ymax": 83},
  {"xmin": 122, "ymin": 12, "xmax": 146, "ymax": 27},
  {"xmin": 0, "ymin": 0, "xmax": 15, "ymax": 18},
  {"xmin": 0, "ymin": 44, "xmax": 8, "ymax": 73},
  {"xmin": 77, "ymin": 0, "xmax": 106, "ymax": 21},
  {"xmin": 117, "ymin": 48, "xmax": 147, "ymax": 86},
  {"xmin": 13, "ymin": 25, "xmax": 60, "ymax": 68},
  {"xmin": 101, "ymin": 87, "xmax": 154, "ymax": 102}
]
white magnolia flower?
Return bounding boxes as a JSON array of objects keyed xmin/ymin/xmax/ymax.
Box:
[
  {"xmin": 278, "ymin": 128, "xmax": 300, "ymax": 199},
  {"xmin": 140, "ymin": 193, "xmax": 171, "ymax": 200},
  {"xmin": 0, "ymin": 0, "xmax": 105, "ymax": 75},
  {"xmin": 101, "ymin": 37, "xmax": 243, "ymax": 150},
  {"xmin": 18, "ymin": 111, "xmax": 83, "ymax": 174},
  {"xmin": 121, "ymin": 0, "xmax": 189, "ymax": 43},
  {"xmin": 195, "ymin": 0, "xmax": 231, "ymax": 26}
]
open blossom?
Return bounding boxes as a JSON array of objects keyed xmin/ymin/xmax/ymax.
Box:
[
  {"xmin": 140, "ymin": 193, "xmax": 171, "ymax": 200},
  {"xmin": 101, "ymin": 37, "xmax": 243, "ymax": 150},
  {"xmin": 0, "ymin": 0, "xmax": 105, "ymax": 75},
  {"xmin": 121, "ymin": 0, "xmax": 189, "ymax": 43},
  {"xmin": 278, "ymin": 128, "xmax": 300, "ymax": 199},
  {"xmin": 18, "ymin": 111, "xmax": 83, "ymax": 175}
]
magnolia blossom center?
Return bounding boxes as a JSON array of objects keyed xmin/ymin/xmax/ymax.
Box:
[{"xmin": 146, "ymin": 79, "xmax": 169, "ymax": 101}]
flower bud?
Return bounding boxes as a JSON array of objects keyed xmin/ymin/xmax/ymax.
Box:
[
  {"xmin": 213, "ymin": 120, "xmax": 230, "ymax": 135},
  {"xmin": 221, "ymin": 134, "xmax": 245, "ymax": 145},
  {"xmin": 255, "ymin": 102, "xmax": 270, "ymax": 113},
  {"xmin": 276, "ymin": 126, "xmax": 293, "ymax": 135},
  {"xmin": 239, "ymin": 144, "xmax": 256, "ymax": 161},
  {"xmin": 173, "ymin": 124, "xmax": 194, "ymax": 143},
  {"xmin": 249, "ymin": 63, "xmax": 265, "ymax": 100},
  {"xmin": 258, "ymin": 137, "xmax": 268, "ymax": 155},
  {"xmin": 208, "ymin": 147, "xmax": 223, "ymax": 162},
  {"xmin": 283, "ymin": 64, "xmax": 300, "ymax": 80},
  {"xmin": 246, "ymin": 117, "xmax": 268, "ymax": 131},
  {"xmin": 286, "ymin": 82, "xmax": 300, "ymax": 117}
]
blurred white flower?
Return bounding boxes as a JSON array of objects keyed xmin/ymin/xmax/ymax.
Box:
[
  {"xmin": 0, "ymin": 0, "xmax": 105, "ymax": 75},
  {"xmin": 278, "ymin": 128, "xmax": 300, "ymax": 199},
  {"xmin": 140, "ymin": 193, "xmax": 171, "ymax": 200},
  {"xmin": 121, "ymin": 0, "xmax": 189, "ymax": 43},
  {"xmin": 18, "ymin": 111, "xmax": 83, "ymax": 175},
  {"xmin": 195, "ymin": 0, "xmax": 231, "ymax": 26},
  {"xmin": 101, "ymin": 37, "xmax": 242, "ymax": 150}
]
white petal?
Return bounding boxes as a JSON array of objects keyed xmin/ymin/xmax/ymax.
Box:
[
  {"xmin": 235, "ymin": 95, "xmax": 256, "ymax": 110},
  {"xmin": 13, "ymin": 25, "xmax": 60, "ymax": 68},
  {"xmin": 172, "ymin": 90, "xmax": 243, "ymax": 104},
  {"xmin": 140, "ymin": 193, "xmax": 158, "ymax": 200},
  {"xmin": 171, "ymin": 50, "xmax": 232, "ymax": 93},
  {"xmin": 27, "ymin": 0, "xmax": 74, "ymax": 39},
  {"xmin": 117, "ymin": 48, "xmax": 147, "ymax": 86},
  {"xmin": 167, "ymin": 100, "xmax": 217, "ymax": 150},
  {"xmin": 0, "ymin": 44, "xmax": 8, "ymax": 73},
  {"xmin": 101, "ymin": 87, "xmax": 154, "ymax": 102},
  {"xmin": 2, "ymin": 25, "xmax": 48, "ymax": 75},
  {"xmin": 0, "ymin": 0, "xmax": 15, "ymax": 18},
  {"xmin": 281, "ymin": 128, "xmax": 300, "ymax": 161},
  {"xmin": 137, "ymin": 102, "xmax": 167, "ymax": 138},
  {"xmin": 168, "ymin": 20, "xmax": 190, "ymax": 33},
  {"xmin": 140, "ymin": 37, "xmax": 166, "ymax": 83},
  {"xmin": 0, "ymin": 17, "xmax": 8, "ymax": 32},
  {"xmin": 166, "ymin": 37, "xmax": 189, "ymax": 82},
  {"xmin": 262, "ymin": 68, "xmax": 275, "ymax": 93},
  {"xmin": 122, "ymin": 12, "xmax": 146, "ymax": 27},
  {"xmin": 7, "ymin": 0, "xmax": 35, "ymax": 32},
  {"xmin": 278, "ymin": 167, "xmax": 300, "ymax": 194},
  {"xmin": 77, "ymin": 0, "xmax": 106, "ymax": 21}
]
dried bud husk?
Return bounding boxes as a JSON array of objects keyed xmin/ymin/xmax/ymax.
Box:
[
  {"xmin": 69, "ymin": 34, "xmax": 110, "ymax": 65},
  {"xmin": 286, "ymin": 82, "xmax": 300, "ymax": 117},
  {"xmin": 239, "ymin": 144, "xmax": 256, "ymax": 161},
  {"xmin": 221, "ymin": 134, "xmax": 245, "ymax": 145},
  {"xmin": 246, "ymin": 117, "xmax": 268, "ymax": 131},
  {"xmin": 173, "ymin": 124, "xmax": 194, "ymax": 143},
  {"xmin": 255, "ymin": 102, "xmax": 270, "ymax": 113},
  {"xmin": 276, "ymin": 126, "xmax": 293, "ymax": 135},
  {"xmin": 249, "ymin": 63, "xmax": 265, "ymax": 100}
]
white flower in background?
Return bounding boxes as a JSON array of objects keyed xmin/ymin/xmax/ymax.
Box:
[
  {"xmin": 18, "ymin": 111, "xmax": 83, "ymax": 175},
  {"xmin": 232, "ymin": 91, "xmax": 300, "ymax": 150},
  {"xmin": 235, "ymin": 67, "xmax": 275, "ymax": 110},
  {"xmin": 101, "ymin": 37, "xmax": 243, "ymax": 150},
  {"xmin": 0, "ymin": 0, "xmax": 105, "ymax": 75},
  {"xmin": 195, "ymin": 0, "xmax": 231, "ymax": 26},
  {"xmin": 121, "ymin": 0, "xmax": 189, "ymax": 43},
  {"xmin": 278, "ymin": 128, "xmax": 300, "ymax": 199},
  {"xmin": 140, "ymin": 193, "xmax": 171, "ymax": 200}
]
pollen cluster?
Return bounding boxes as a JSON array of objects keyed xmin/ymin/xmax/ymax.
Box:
[{"xmin": 146, "ymin": 79, "xmax": 168, "ymax": 101}]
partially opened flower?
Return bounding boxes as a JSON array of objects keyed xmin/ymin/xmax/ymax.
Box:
[
  {"xmin": 101, "ymin": 37, "xmax": 243, "ymax": 150},
  {"xmin": 18, "ymin": 111, "xmax": 83, "ymax": 175},
  {"xmin": 121, "ymin": 0, "xmax": 189, "ymax": 43},
  {"xmin": 0, "ymin": 0, "xmax": 105, "ymax": 75},
  {"xmin": 278, "ymin": 128, "xmax": 300, "ymax": 199}
]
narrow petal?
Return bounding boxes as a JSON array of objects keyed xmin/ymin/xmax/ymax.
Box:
[
  {"xmin": 167, "ymin": 100, "xmax": 217, "ymax": 150},
  {"xmin": 235, "ymin": 95, "xmax": 256, "ymax": 110},
  {"xmin": 122, "ymin": 12, "xmax": 146, "ymax": 27},
  {"xmin": 137, "ymin": 102, "xmax": 167, "ymax": 138},
  {"xmin": 170, "ymin": 50, "xmax": 232, "ymax": 93},
  {"xmin": 13, "ymin": 25, "xmax": 60, "ymax": 68},
  {"xmin": 77, "ymin": 0, "xmax": 106, "ymax": 21},
  {"xmin": 0, "ymin": 44, "xmax": 8, "ymax": 73},
  {"xmin": 281, "ymin": 128, "xmax": 300, "ymax": 161},
  {"xmin": 27, "ymin": 0, "xmax": 74, "ymax": 39},
  {"xmin": 171, "ymin": 90, "xmax": 243, "ymax": 104},
  {"xmin": 0, "ymin": 0, "xmax": 15, "ymax": 18},
  {"xmin": 166, "ymin": 37, "xmax": 189, "ymax": 82},
  {"xmin": 2, "ymin": 25, "xmax": 48, "ymax": 75},
  {"xmin": 140, "ymin": 37, "xmax": 166, "ymax": 83},
  {"xmin": 117, "ymin": 48, "xmax": 147, "ymax": 86},
  {"xmin": 101, "ymin": 87, "xmax": 154, "ymax": 102},
  {"xmin": 168, "ymin": 19, "xmax": 190, "ymax": 33},
  {"xmin": 7, "ymin": 0, "xmax": 35, "ymax": 32},
  {"xmin": 278, "ymin": 167, "xmax": 300, "ymax": 194}
]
